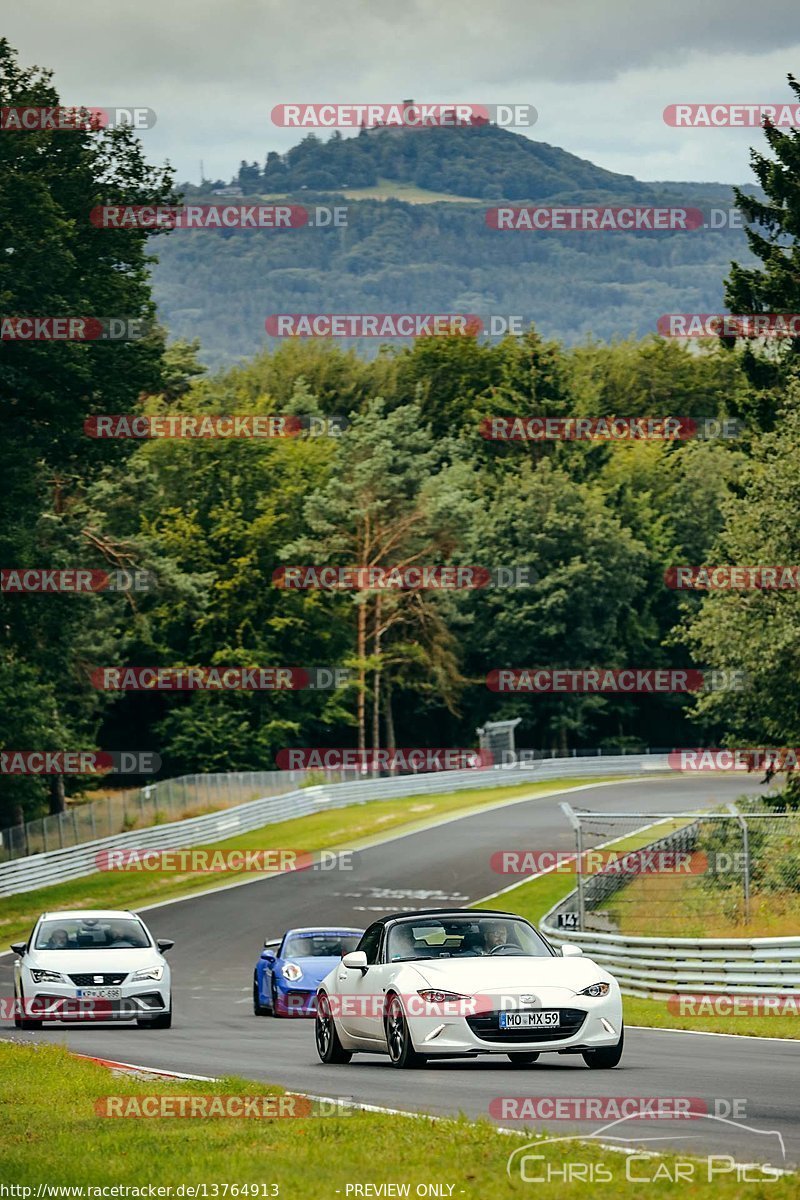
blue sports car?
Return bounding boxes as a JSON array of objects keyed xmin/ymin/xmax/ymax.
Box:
[{"xmin": 253, "ymin": 926, "xmax": 364, "ymax": 1017}]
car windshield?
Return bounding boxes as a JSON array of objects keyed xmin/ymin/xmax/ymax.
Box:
[
  {"xmin": 386, "ymin": 916, "xmax": 553, "ymax": 961},
  {"xmin": 282, "ymin": 932, "xmax": 362, "ymax": 958},
  {"xmin": 35, "ymin": 918, "xmax": 151, "ymax": 950}
]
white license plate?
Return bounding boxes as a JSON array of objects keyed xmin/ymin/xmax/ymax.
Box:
[
  {"xmin": 499, "ymin": 1010, "xmax": 559, "ymax": 1029},
  {"xmin": 76, "ymin": 988, "xmax": 121, "ymax": 999}
]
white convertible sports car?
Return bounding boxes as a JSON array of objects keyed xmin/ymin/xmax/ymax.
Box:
[
  {"xmin": 11, "ymin": 909, "xmax": 173, "ymax": 1029},
  {"xmin": 315, "ymin": 909, "xmax": 623, "ymax": 1069}
]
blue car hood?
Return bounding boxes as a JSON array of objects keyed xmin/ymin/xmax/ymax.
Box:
[{"xmin": 288, "ymin": 955, "xmax": 341, "ymax": 984}]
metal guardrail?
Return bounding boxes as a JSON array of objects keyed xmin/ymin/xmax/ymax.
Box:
[
  {"xmin": 0, "ymin": 754, "xmax": 663, "ymax": 897},
  {"xmin": 542, "ymin": 917, "xmax": 800, "ymax": 997}
]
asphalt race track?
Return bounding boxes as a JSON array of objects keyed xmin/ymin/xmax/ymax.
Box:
[{"xmin": 3, "ymin": 775, "xmax": 798, "ymax": 1169}]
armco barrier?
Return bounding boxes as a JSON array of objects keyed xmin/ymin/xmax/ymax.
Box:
[
  {"xmin": 541, "ymin": 891, "xmax": 800, "ymax": 997},
  {"xmin": 0, "ymin": 754, "xmax": 665, "ymax": 897}
]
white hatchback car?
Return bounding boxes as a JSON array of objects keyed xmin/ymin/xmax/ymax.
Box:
[{"xmin": 12, "ymin": 909, "xmax": 173, "ymax": 1029}]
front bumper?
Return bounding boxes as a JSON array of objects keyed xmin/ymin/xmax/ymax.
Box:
[
  {"xmin": 275, "ymin": 987, "xmax": 318, "ymax": 1017},
  {"xmin": 406, "ymin": 993, "xmax": 622, "ymax": 1056},
  {"xmin": 20, "ymin": 979, "xmax": 170, "ymax": 1022}
]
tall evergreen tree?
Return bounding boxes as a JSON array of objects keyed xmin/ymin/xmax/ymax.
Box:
[{"xmin": 724, "ymin": 73, "xmax": 800, "ymax": 412}]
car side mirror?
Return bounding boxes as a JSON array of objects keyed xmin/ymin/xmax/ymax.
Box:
[
  {"xmin": 10, "ymin": 942, "xmax": 26, "ymax": 956},
  {"xmin": 157, "ymin": 939, "xmax": 174, "ymax": 953},
  {"xmin": 561, "ymin": 944, "xmax": 583, "ymax": 957},
  {"xmin": 342, "ymin": 950, "xmax": 368, "ymax": 973},
  {"xmin": 263, "ymin": 952, "xmax": 276, "ymax": 964}
]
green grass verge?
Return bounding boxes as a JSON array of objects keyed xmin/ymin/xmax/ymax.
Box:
[
  {"xmin": 623, "ymin": 993, "xmax": 800, "ymax": 1038},
  {"xmin": 0, "ymin": 777, "xmax": 619, "ymax": 947},
  {"xmin": 0, "ymin": 1043, "xmax": 790, "ymax": 1195},
  {"xmin": 611, "ymin": 870, "xmax": 800, "ymax": 938},
  {"xmin": 475, "ymin": 822, "xmax": 800, "ymax": 1040}
]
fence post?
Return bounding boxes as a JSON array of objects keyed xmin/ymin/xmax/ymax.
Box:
[
  {"xmin": 727, "ymin": 803, "xmax": 750, "ymax": 924},
  {"xmin": 560, "ymin": 801, "xmax": 585, "ymax": 931}
]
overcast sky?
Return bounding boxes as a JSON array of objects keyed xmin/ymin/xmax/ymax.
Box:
[{"xmin": 5, "ymin": 0, "xmax": 800, "ymax": 185}]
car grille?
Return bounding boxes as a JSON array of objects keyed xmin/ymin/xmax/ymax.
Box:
[
  {"xmin": 67, "ymin": 973, "xmax": 127, "ymax": 986},
  {"xmin": 29, "ymin": 995, "xmax": 135, "ymax": 1019},
  {"xmin": 466, "ymin": 1007, "xmax": 587, "ymax": 1043},
  {"xmin": 282, "ymin": 990, "xmax": 315, "ymax": 1014}
]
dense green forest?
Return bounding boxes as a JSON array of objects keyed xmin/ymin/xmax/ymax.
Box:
[
  {"xmin": 158, "ymin": 125, "xmax": 761, "ymax": 367},
  {"xmin": 154, "ymin": 190, "xmax": 755, "ymax": 367},
  {"xmin": 2, "ymin": 39, "xmax": 800, "ymax": 825}
]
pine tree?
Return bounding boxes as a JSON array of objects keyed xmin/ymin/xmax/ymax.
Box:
[{"xmin": 724, "ymin": 73, "xmax": 800, "ymax": 404}]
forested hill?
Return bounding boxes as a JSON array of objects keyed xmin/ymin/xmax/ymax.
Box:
[
  {"xmin": 154, "ymin": 124, "xmax": 758, "ymax": 368},
  {"xmin": 239, "ymin": 123, "xmax": 649, "ymax": 200}
]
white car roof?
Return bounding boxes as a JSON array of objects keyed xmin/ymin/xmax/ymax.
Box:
[{"xmin": 39, "ymin": 909, "xmax": 139, "ymax": 920}]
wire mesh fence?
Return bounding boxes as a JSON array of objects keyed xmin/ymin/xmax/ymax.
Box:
[
  {"xmin": 557, "ymin": 800, "xmax": 800, "ymax": 937},
  {"xmin": 0, "ymin": 769, "xmax": 345, "ymax": 863}
]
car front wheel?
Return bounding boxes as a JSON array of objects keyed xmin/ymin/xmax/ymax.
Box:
[
  {"xmin": 253, "ymin": 976, "xmax": 269, "ymax": 1016},
  {"xmin": 16, "ymin": 986, "xmax": 43, "ymax": 1031},
  {"xmin": 315, "ymin": 993, "xmax": 351, "ymax": 1063},
  {"xmin": 138, "ymin": 1006, "xmax": 172, "ymax": 1029},
  {"xmin": 582, "ymin": 1025, "xmax": 624, "ymax": 1069},
  {"xmin": 385, "ymin": 995, "xmax": 426, "ymax": 1069}
]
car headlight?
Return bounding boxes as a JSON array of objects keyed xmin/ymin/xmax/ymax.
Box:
[
  {"xmin": 579, "ymin": 982, "xmax": 610, "ymax": 997},
  {"xmin": 132, "ymin": 966, "xmax": 164, "ymax": 982},
  {"xmin": 30, "ymin": 970, "xmax": 64, "ymax": 984},
  {"xmin": 282, "ymin": 962, "xmax": 303, "ymax": 982},
  {"xmin": 417, "ymin": 989, "xmax": 468, "ymax": 1003}
]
